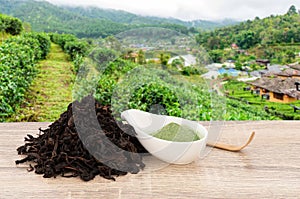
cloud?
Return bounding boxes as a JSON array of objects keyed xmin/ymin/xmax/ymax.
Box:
[{"xmin": 46, "ymin": 0, "xmax": 300, "ymax": 21}]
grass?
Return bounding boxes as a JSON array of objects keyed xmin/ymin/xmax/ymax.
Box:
[
  {"xmin": 224, "ymin": 80, "xmax": 300, "ymax": 120},
  {"xmin": 8, "ymin": 43, "xmax": 75, "ymax": 122}
]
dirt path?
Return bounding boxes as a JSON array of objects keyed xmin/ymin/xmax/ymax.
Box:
[{"xmin": 10, "ymin": 43, "xmax": 75, "ymax": 122}]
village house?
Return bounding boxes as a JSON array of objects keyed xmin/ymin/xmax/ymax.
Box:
[
  {"xmin": 124, "ymin": 52, "xmax": 138, "ymax": 63},
  {"xmin": 249, "ymin": 77, "xmax": 300, "ymax": 103}
]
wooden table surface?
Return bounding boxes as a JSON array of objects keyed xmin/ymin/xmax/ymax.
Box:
[{"xmin": 1, "ymin": 121, "xmax": 299, "ymax": 198}]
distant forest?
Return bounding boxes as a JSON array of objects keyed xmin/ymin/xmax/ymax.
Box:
[
  {"xmin": 0, "ymin": 0, "xmax": 237, "ymax": 38},
  {"xmin": 196, "ymin": 5, "xmax": 300, "ymax": 50}
]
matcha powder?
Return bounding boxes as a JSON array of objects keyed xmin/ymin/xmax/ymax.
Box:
[{"xmin": 151, "ymin": 122, "xmax": 202, "ymax": 142}]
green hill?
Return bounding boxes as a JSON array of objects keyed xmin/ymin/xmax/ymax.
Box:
[
  {"xmin": 0, "ymin": 0, "xmax": 236, "ymax": 38},
  {"xmin": 196, "ymin": 5, "xmax": 300, "ymax": 50},
  {"xmin": 0, "ymin": 0, "xmax": 130, "ymax": 38}
]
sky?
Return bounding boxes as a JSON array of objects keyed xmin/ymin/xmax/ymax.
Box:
[{"xmin": 46, "ymin": 0, "xmax": 300, "ymax": 21}]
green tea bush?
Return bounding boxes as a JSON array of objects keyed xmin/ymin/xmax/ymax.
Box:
[
  {"xmin": 50, "ymin": 33, "xmax": 89, "ymax": 72},
  {"xmin": 49, "ymin": 33, "xmax": 77, "ymax": 50},
  {"xmin": 225, "ymin": 99, "xmax": 275, "ymax": 120},
  {"xmin": 94, "ymin": 75, "xmax": 117, "ymax": 105},
  {"xmin": 64, "ymin": 41, "xmax": 88, "ymax": 59},
  {"xmin": 110, "ymin": 67, "xmax": 215, "ymax": 120},
  {"xmin": 92, "ymin": 58, "xmax": 138, "ymax": 104},
  {"xmin": 128, "ymin": 82, "xmax": 182, "ymax": 116},
  {"xmin": 0, "ymin": 14, "xmax": 23, "ymax": 35},
  {"xmin": 23, "ymin": 32, "xmax": 51, "ymax": 59},
  {"xmin": 182, "ymin": 66, "xmax": 201, "ymax": 76},
  {"xmin": 0, "ymin": 33, "xmax": 51, "ymax": 121},
  {"xmin": 293, "ymin": 115, "xmax": 300, "ymax": 120}
]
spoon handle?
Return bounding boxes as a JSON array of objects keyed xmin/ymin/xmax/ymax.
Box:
[{"xmin": 206, "ymin": 132, "xmax": 255, "ymax": 152}]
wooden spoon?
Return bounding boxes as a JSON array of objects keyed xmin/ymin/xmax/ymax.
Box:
[{"xmin": 206, "ymin": 131, "xmax": 255, "ymax": 152}]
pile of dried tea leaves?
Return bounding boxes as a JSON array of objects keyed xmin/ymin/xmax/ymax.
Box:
[{"xmin": 16, "ymin": 95, "xmax": 148, "ymax": 181}]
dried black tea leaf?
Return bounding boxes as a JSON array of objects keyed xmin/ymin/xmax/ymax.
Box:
[{"xmin": 16, "ymin": 95, "xmax": 148, "ymax": 181}]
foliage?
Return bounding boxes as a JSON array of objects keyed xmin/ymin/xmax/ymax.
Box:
[
  {"xmin": 181, "ymin": 66, "xmax": 201, "ymax": 76},
  {"xmin": 128, "ymin": 82, "xmax": 182, "ymax": 116},
  {"xmin": 225, "ymin": 99, "xmax": 273, "ymax": 120},
  {"xmin": 94, "ymin": 75, "xmax": 117, "ymax": 105},
  {"xmin": 209, "ymin": 49, "xmax": 224, "ymax": 63},
  {"xmin": 234, "ymin": 30, "xmax": 260, "ymax": 49},
  {"xmin": 196, "ymin": 5, "xmax": 300, "ymax": 50},
  {"xmin": 50, "ymin": 33, "xmax": 89, "ymax": 72},
  {"xmin": 23, "ymin": 32, "xmax": 51, "ymax": 59},
  {"xmin": 49, "ymin": 33, "xmax": 77, "ymax": 51},
  {"xmin": 197, "ymin": 6, "xmax": 300, "ymax": 65},
  {"xmin": 64, "ymin": 41, "xmax": 89, "ymax": 61},
  {"xmin": 160, "ymin": 53, "xmax": 170, "ymax": 69},
  {"xmin": 89, "ymin": 48, "xmax": 119, "ymax": 73},
  {"xmin": 94, "ymin": 58, "xmax": 138, "ymax": 104},
  {"xmin": 287, "ymin": 5, "xmax": 298, "ymax": 16},
  {"xmin": 103, "ymin": 58, "xmax": 138, "ymax": 77},
  {"xmin": 171, "ymin": 58, "xmax": 184, "ymax": 69},
  {"xmin": 250, "ymin": 44, "xmax": 300, "ymax": 64},
  {"xmin": 0, "ymin": 13, "xmax": 23, "ymax": 35},
  {"xmin": 0, "ymin": 33, "xmax": 51, "ymax": 121}
]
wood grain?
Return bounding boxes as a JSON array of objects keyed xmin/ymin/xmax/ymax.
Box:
[{"xmin": 0, "ymin": 121, "xmax": 299, "ymax": 198}]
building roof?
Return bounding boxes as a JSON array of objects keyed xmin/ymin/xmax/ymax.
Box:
[
  {"xmin": 168, "ymin": 54, "xmax": 197, "ymax": 67},
  {"xmin": 201, "ymin": 71, "xmax": 219, "ymax": 79},
  {"xmin": 288, "ymin": 63, "xmax": 300, "ymax": 71},
  {"xmin": 249, "ymin": 77, "xmax": 300, "ymax": 99},
  {"xmin": 267, "ymin": 65, "xmax": 289, "ymax": 73},
  {"xmin": 276, "ymin": 68, "xmax": 300, "ymax": 77},
  {"xmin": 256, "ymin": 59, "xmax": 270, "ymax": 63}
]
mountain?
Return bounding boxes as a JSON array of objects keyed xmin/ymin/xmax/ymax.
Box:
[
  {"xmin": 0, "ymin": 0, "xmax": 237, "ymax": 38},
  {"xmin": 0, "ymin": 0, "xmax": 131, "ymax": 37},
  {"xmin": 64, "ymin": 6, "xmax": 237, "ymax": 30}
]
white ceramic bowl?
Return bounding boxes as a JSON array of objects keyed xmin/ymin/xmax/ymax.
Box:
[{"xmin": 121, "ymin": 109, "xmax": 208, "ymax": 164}]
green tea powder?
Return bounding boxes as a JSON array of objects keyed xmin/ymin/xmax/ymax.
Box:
[{"xmin": 151, "ymin": 122, "xmax": 202, "ymax": 142}]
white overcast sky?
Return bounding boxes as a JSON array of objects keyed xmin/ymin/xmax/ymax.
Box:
[{"xmin": 46, "ymin": 0, "xmax": 300, "ymax": 21}]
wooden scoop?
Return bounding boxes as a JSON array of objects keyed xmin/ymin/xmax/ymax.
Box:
[{"xmin": 207, "ymin": 131, "xmax": 255, "ymax": 152}]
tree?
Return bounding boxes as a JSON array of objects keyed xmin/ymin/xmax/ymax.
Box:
[
  {"xmin": 171, "ymin": 58, "xmax": 184, "ymax": 69},
  {"xmin": 209, "ymin": 49, "xmax": 224, "ymax": 63},
  {"xmin": 105, "ymin": 36, "xmax": 121, "ymax": 51},
  {"xmin": 287, "ymin": 5, "xmax": 297, "ymax": 15},
  {"xmin": 286, "ymin": 50, "xmax": 296, "ymax": 62},
  {"xmin": 137, "ymin": 49, "xmax": 145, "ymax": 65},
  {"xmin": 160, "ymin": 53, "xmax": 170, "ymax": 69},
  {"xmin": 235, "ymin": 30, "xmax": 260, "ymax": 49},
  {"xmin": 234, "ymin": 61, "xmax": 243, "ymax": 70}
]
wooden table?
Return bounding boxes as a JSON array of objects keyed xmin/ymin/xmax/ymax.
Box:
[{"xmin": 1, "ymin": 121, "xmax": 299, "ymax": 198}]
